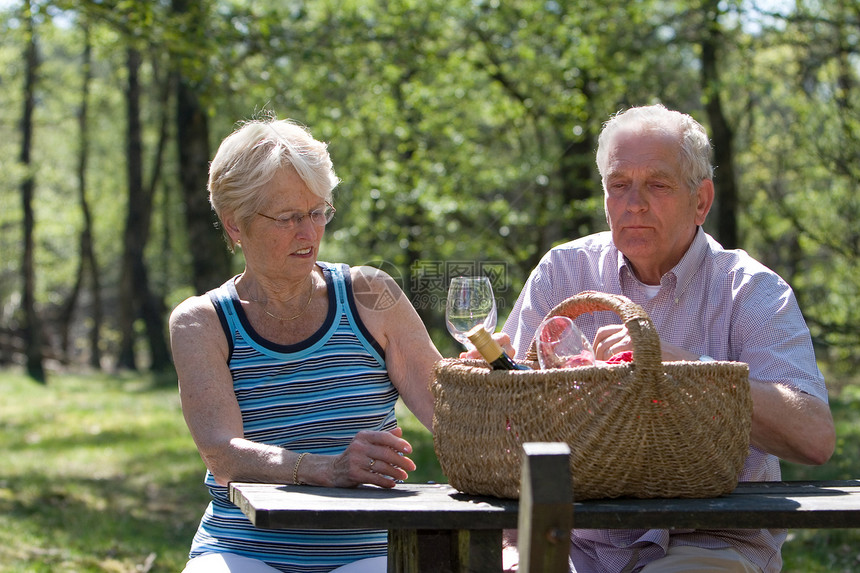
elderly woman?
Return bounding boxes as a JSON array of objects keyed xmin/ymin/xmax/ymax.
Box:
[{"xmin": 169, "ymin": 117, "xmax": 441, "ymax": 573}]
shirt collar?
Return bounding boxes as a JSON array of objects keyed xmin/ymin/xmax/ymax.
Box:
[
  {"xmin": 673, "ymin": 227, "xmax": 709, "ymax": 298},
  {"xmin": 616, "ymin": 226, "xmax": 709, "ymax": 297}
]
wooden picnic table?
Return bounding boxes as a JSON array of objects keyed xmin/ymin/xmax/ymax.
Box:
[{"xmin": 230, "ymin": 476, "xmax": 860, "ymax": 572}]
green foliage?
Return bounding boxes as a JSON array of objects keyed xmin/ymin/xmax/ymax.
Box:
[
  {"xmin": 0, "ymin": 369, "xmax": 210, "ymax": 572},
  {"xmin": 782, "ymin": 384, "xmax": 860, "ymax": 482},
  {"xmin": 735, "ymin": 2, "xmax": 860, "ymax": 373},
  {"xmin": 781, "ymin": 529, "xmax": 860, "ymax": 573},
  {"xmin": 779, "ymin": 385, "xmax": 860, "ymax": 572},
  {"xmin": 1, "ymin": 1, "xmax": 859, "ymax": 569},
  {"xmin": 1, "ymin": 0, "xmax": 859, "ymax": 372}
]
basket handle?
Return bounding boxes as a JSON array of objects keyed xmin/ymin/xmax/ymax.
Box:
[{"xmin": 525, "ymin": 291, "xmax": 663, "ymax": 373}]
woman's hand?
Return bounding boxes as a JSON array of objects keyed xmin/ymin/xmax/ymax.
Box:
[
  {"xmin": 328, "ymin": 427, "xmax": 416, "ymax": 488},
  {"xmin": 352, "ymin": 266, "xmax": 440, "ymax": 431}
]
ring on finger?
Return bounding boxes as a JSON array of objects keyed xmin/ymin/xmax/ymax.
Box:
[{"xmin": 369, "ymin": 458, "xmax": 375, "ymax": 469}]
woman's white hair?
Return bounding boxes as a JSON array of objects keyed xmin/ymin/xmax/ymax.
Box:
[
  {"xmin": 596, "ymin": 104, "xmax": 713, "ymax": 194},
  {"xmin": 208, "ymin": 114, "xmax": 340, "ymax": 251}
]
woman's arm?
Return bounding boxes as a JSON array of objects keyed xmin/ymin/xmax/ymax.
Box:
[
  {"xmin": 352, "ymin": 267, "xmax": 440, "ymax": 431},
  {"xmin": 169, "ymin": 295, "xmax": 413, "ymax": 488},
  {"xmin": 170, "ymin": 295, "xmax": 252, "ymax": 485}
]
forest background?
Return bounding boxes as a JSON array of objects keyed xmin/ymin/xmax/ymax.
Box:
[
  {"xmin": 1, "ymin": 0, "xmax": 859, "ymax": 384},
  {"xmin": 1, "ymin": 0, "xmax": 860, "ymax": 571}
]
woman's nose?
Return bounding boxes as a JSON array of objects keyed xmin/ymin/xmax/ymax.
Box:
[{"xmin": 293, "ymin": 213, "xmax": 321, "ymax": 239}]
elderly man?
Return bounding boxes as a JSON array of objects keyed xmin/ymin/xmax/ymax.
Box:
[{"xmin": 501, "ymin": 104, "xmax": 835, "ymax": 573}]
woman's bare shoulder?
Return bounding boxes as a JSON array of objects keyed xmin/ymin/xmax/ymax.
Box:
[
  {"xmin": 169, "ymin": 293, "xmax": 219, "ymax": 332},
  {"xmin": 349, "ymin": 265, "xmax": 405, "ymax": 302}
]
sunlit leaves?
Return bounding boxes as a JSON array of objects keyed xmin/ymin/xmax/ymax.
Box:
[{"xmin": 1, "ymin": 0, "xmax": 859, "ymax": 369}]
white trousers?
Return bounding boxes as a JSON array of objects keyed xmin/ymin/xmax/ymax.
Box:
[{"xmin": 182, "ymin": 552, "xmax": 387, "ymax": 573}]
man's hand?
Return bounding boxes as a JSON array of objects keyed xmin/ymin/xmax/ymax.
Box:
[
  {"xmin": 459, "ymin": 332, "xmax": 515, "ymax": 359},
  {"xmin": 593, "ymin": 324, "xmax": 699, "ymax": 362}
]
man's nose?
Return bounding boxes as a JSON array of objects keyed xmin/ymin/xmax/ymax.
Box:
[{"xmin": 626, "ymin": 183, "xmax": 648, "ymax": 211}]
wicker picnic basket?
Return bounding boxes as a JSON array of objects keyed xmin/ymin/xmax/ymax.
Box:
[{"xmin": 432, "ymin": 291, "xmax": 752, "ymax": 500}]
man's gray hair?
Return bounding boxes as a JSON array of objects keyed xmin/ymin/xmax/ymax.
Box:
[{"xmin": 596, "ymin": 104, "xmax": 713, "ymax": 194}]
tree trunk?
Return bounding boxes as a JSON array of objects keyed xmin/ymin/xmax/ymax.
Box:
[
  {"xmin": 557, "ymin": 134, "xmax": 597, "ymax": 233},
  {"xmin": 700, "ymin": 1, "xmax": 739, "ymax": 249},
  {"xmin": 141, "ymin": 62, "xmax": 174, "ymax": 372},
  {"xmin": 19, "ymin": 0, "xmax": 45, "ymax": 383},
  {"xmin": 556, "ymin": 71, "xmax": 598, "ymax": 248},
  {"xmin": 58, "ymin": 23, "xmax": 104, "ymax": 369},
  {"xmin": 117, "ymin": 46, "xmax": 172, "ymax": 371},
  {"xmin": 117, "ymin": 47, "xmax": 144, "ymax": 370},
  {"xmin": 172, "ymin": 0, "xmax": 230, "ymax": 294},
  {"xmin": 176, "ymin": 80, "xmax": 229, "ymax": 292},
  {"xmin": 135, "ymin": 256, "xmax": 171, "ymax": 371},
  {"xmin": 81, "ymin": 27, "xmax": 104, "ymax": 370}
]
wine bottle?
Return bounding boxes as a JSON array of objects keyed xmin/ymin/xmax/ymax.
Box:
[{"xmin": 466, "ymin": 326, "xmax": 532, "ymax": 371}]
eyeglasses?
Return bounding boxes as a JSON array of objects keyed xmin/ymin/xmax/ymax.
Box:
[{"xmin": 256, "ymin": 202, "xmax": 336, "ymax": 230}]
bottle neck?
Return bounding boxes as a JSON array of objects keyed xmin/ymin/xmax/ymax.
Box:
[{"xmin": 466, "ymin": 326, "xmax": 504, "ymax": 362}]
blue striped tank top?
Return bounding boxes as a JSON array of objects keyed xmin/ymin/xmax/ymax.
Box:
[{"xmin": 188, "ymin": 262, "xmax": 398, "ymax": 573}]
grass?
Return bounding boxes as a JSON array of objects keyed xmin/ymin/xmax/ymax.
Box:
[
  {"xmin": 777, "ymin": 383, "xmax": 860, "ymax": 573},
  {"xmin": 0, "ymin": 370, "xmax": 209, "ymax": 572},
  {"xmin": 0, "ymin": 368, "xmax": 858, "ymax": 572},
  {"xmin": 0, "ymin": 369, "xmax": 443, "ymax": 572}
]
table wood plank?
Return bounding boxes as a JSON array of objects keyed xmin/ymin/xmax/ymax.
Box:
[
  {"xmin": 575, "ymin": 480, "xmax": 860, "ymax": 529},
  {"xmin": 229, "ymin": 482, "xmax": 519, "ymax": 531},
  {"xmin": 229, "ymin": 479, "xmax": 860, "ymax": 532}
]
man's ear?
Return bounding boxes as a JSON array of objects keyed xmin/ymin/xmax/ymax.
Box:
[{"xmin": 695, "ymin": 179, "xmax": 715, "ymax": 226}]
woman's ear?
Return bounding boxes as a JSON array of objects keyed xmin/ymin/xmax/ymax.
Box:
[{"xmin": 222, "ymin": 213, "xmax": 242, "ymax": 246}]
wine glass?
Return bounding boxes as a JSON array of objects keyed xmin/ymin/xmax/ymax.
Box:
[
  {"xmin": 445, "ymin": 276, "xmax": 498, "ymax": 348},
  {"xmin": 535, "ymin": 316, "xmax": 595, "ymax": 369}
]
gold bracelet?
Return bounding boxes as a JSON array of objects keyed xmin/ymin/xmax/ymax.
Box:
[{"xmin": 292, "ymin": 452, "xmax": 309, "ymax": 485}]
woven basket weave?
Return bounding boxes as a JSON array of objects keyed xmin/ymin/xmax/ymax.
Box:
[{"xmin": 432, "ymin": 291, "xmax": 752, "ymax": 500}]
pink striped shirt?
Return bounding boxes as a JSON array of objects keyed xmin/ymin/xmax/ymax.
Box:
[{"xmin": 502, "ymin": 227, "xmax": 827, "ymax": 573}]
